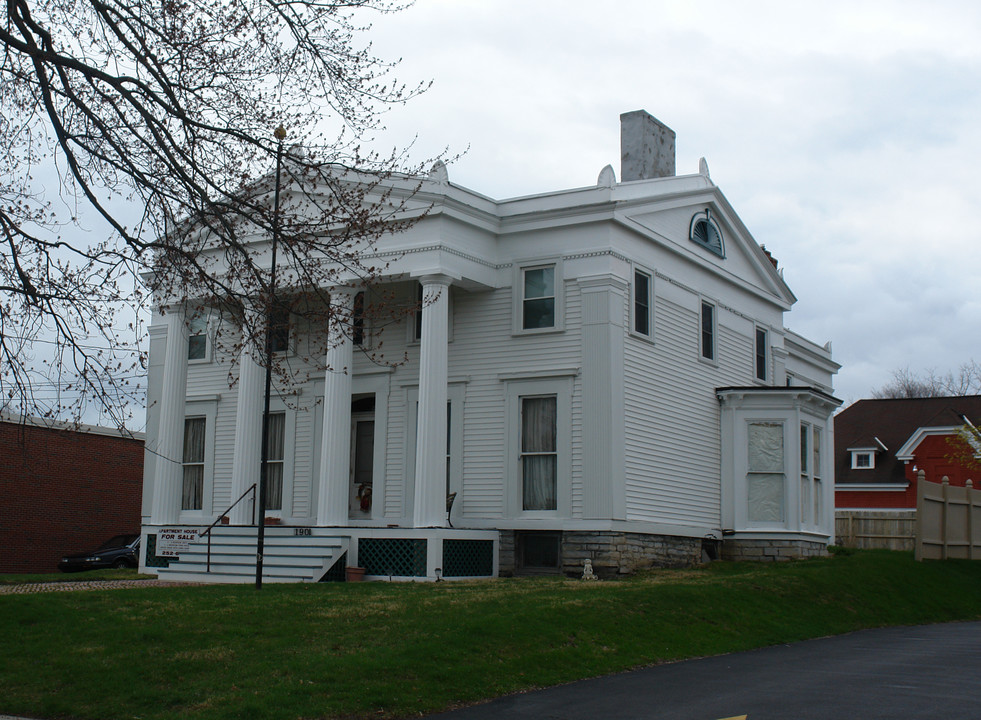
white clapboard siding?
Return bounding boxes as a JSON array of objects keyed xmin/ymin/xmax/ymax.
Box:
[{"xmin": 623, "ymin": 290, "xmax": 753, "ymax": 528}]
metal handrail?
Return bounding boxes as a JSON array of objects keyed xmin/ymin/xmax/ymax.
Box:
[{"xmin": 199, "ymin": 483, "xmax": 257, "ymax": 573}]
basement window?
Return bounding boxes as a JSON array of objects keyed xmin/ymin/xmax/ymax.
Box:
[{"xmin": 515, "ymin": 531, "xmax": 561, "ymax": 574}]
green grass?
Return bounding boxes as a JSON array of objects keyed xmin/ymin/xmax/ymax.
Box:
[{"xmin": 2, "ymin": 551, "xmax": 980, "ymax": 720}]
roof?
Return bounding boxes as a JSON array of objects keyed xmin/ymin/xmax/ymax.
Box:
[{"xmin": 834, "ymin": 396, "xmax": 981, "ymax": 485}]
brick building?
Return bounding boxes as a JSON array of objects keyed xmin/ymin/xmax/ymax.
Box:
[{"xmin": 0, "ymin": 416, "xmax": 144, "ymax": 573}]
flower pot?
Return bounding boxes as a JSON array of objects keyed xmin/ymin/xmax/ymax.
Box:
[
  {"xmin": 263, "ymin": 516, "xmax": 281, "ymax": 526},
  {"xmin": 345, "ymin": 566, "xmax": 366, "ymax": 582}
]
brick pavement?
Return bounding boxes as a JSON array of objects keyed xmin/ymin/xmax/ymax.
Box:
[{"xmin": 0, "ymin": 578, "xmax": 197, "ymax": 594}]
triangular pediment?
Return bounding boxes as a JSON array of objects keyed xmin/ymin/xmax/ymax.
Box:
[{"xmin": 621, "ymin": 194, "xmax": 795, "ymax": 307}]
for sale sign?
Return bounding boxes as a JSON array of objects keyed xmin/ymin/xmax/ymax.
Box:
[{"xmin": 156, "ymin": 527, "xmax": 202, "ymax": 557}]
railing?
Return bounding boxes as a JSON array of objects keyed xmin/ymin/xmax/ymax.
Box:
[{"xmin": 199, "ymin": 484, "xmax": 257, "ymax": 573}]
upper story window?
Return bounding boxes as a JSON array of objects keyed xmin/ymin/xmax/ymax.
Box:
[
  {"xmin": 851, "ymin": 451, "xmax": 875, "ymax": 469},
  {"xmin": 352, "ymin": 291, "xmax": 366, "ymax": 346},
  {"xmin": 755, "ymin": 327, "xmax": 768, "ymax": 381},
  {"xmin": 700, "ymin": 300, "xmax": 716, "ymax": 362},
  {"xmin": 690, "ymin": 210, "xmax": 725, "ymax": 257},
  {"xmin": 267, "ymin": 305, "xmax": 291, "ymax": 354},
  {"xmin": 522, "ymin": 265, "xmax": 555, "ymax": 330},
  {"xmin": 414, "ymin": 283, "xmax": 424, "ymax": 341},
  {"xmin": 187, "ymin": 313, "xmax": 210, "ymax": 362},
  {"xmin": 633, "ymin": 269, "xmax": 653, "ymax": 338}
]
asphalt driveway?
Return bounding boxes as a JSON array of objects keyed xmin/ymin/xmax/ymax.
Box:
[{"xmin": 427, "ymin": 621, "xmax": 981, "ymax": 720}]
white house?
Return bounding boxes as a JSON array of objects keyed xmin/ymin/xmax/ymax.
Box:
[{"xmin": 140, "ymin": 110, "xmax": 841, "ymax": 582}]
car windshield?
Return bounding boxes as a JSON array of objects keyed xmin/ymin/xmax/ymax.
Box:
[{"xmin": 98, "ymin": 535, "xmax": 138, "ymax": 550}]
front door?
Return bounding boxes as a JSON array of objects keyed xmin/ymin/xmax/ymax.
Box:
[{"xmin": 349, "ymin": 414, "xmax": 375, "ymax": 519}]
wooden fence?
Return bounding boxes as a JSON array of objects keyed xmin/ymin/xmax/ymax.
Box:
[
  {"xmin": 915, "ymin": 473, "xmax": 981, "ymax": 561},
  {"xmin": 835, "ymin": 510, "xmax": 917, "ymax": 551}
]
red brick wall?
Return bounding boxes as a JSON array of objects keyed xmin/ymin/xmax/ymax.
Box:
[{"xmin": 0, "ymin": 420, "xmax": 144, "ymax": 574}]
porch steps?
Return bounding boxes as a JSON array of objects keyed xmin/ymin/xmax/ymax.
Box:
[{"xmin": 153, "ymin": 526, "xmax": 349, "ymax": 584}]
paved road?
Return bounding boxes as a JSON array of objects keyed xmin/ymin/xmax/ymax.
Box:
[{"xmin": 428, "ymin": 622, "xmax": 981, "ymax": 720}]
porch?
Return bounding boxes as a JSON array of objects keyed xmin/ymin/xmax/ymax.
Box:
[{"xmin": 142, "ymin": 524, "xmax": 499, "ymax": 583}]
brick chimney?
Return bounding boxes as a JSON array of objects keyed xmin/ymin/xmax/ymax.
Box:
[{"xmin": 620, "ymin": 110, "xmax": 676, "ymax": 182}]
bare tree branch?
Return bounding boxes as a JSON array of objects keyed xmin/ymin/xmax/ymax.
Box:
[{"xmin": 1, "ymin": 0, "xmax": 435, "ymax": 425}]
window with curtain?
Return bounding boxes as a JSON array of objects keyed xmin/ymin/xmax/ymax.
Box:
[
  {"xmin": 521, "ymin": 396, "xmax": 557, "ymax": 511},
  {"xmin": 182, "ymin": 417, "xmax": 206, "ymax": 510},
  {"xmin": 747, "ymin": 421, "xmax": 784, "ymax": 523},
  {"xmin": 522, "ymin": 266, "xmax": 555, "ymax": 329},
  {"xmin": 263, "ymin": 412, "xmax": 286, "ymax": 511}
]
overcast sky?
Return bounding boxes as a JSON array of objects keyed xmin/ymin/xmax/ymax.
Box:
[{"xmin": 364, "ymin": 0, "xmax": 981, "ymax": 406}]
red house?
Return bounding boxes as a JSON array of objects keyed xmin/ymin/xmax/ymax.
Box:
[
  {"xmin": 834, "ymin": 396, "xmax": 981, "ymax": 510},
  {"xmin": 0, "ymin": 415, "xmax": 144, "ymax": 574}
]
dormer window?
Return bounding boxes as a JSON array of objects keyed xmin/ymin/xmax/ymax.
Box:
[
  {"xmin": 690, "ymin": 210, "xmax": 724, "ymax": 257},
  {"xmin": 851, "ymin": 451, "xmax": 875, "ymax": 469}
]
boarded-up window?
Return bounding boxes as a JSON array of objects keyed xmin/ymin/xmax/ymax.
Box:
[{"xmin": 748, "ymin": 422, "xmax": 784, "ymax": 523}]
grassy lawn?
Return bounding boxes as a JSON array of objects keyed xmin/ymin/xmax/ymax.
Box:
[{"xmin": 2, "ymin": 550, "xmax": 980, "ymax": 720}]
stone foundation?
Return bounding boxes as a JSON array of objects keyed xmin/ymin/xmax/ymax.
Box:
[
  {"xmin": 499, "ymin": 530, "xmax": 702, "ymax": 579},
  {"xmin": 721, "ymin": 538, "xmax": 828, "ymax": 562}
]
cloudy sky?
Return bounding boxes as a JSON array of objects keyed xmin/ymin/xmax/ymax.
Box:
[{"xmin": 363, "ymin": 0, "xmax": 981, "ymax": 406}]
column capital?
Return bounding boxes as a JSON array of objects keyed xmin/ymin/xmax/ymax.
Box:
[{"xmin": 417, "ymin": 273, "xmax": 455, "ymax": 288}]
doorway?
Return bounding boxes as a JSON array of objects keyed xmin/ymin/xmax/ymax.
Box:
[{"xmin": 349, "ymin": 411, "xmax": 375, "ymax": 519}]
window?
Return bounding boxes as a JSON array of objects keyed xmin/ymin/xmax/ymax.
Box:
[
  {"xmin": 851, "ymin": 451, "xmax": 874, "ymax": 469},
  {"xmin": 516, "ymin": 531, "xmax": 561, "ymax": 573},
  {"xmin": 700, "ymin": 300, "xmax": 716, "ymax": 361},
  {"xmin": 446, "ymin": 401, "xmax": 452, "ymax": 496},
  {"xmin": 182, "ymin": 417, "xmax": 206, "ymax": 510},
  {"xmin": 414, "ymin": 282, "xmax": 423, "ymax": 341},
  {"xmin": 747, "ymin": 422, "xmax": 784, "ymax": 523},
  {"xmin": 689, "ymin": 210, "xmax": 725, "ymax": 257},
  {"xmin": 263, "ymin": 412, "xmax": 286, "ymax": 511},
  {"xmin": 521, "ymin": 396, "xmax": 557, "ymax": 511},
  {"xmin": 267, "ymin": 306, "xmax": 290, "ymax": 354},
  {"xmin": 800, "ymin": 424, "xmax": 811, "ymax": 525},
  {"xmin": 633, "ymin": 269, "xmax": 653, "ymax": 338},
  {"xmin": 813, "ymin": 428, "xmax": 823, "ymax": 527},
  {"xmin": 352, "ymin": 291, "xmax": 365, "ymax": 346},
  {"xmin": 800, "ymin": 424, "xmax": 824, "ymax": 528},
  {"xmin": 755, "ymin": 327, "xmax": 768, "ymax": 381},
  {"xmin": 522, "ymin": 265, "xmax": 555, "ymax": 330},
  {"xmin": 187, "ymin": 313, "xmax": 209, "ymax": 361}
]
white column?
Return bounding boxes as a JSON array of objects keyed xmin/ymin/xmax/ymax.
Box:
[
  {"xmin": 413, "ymin": 275, "xmax": 450, "ymax": 527},
  {"xmin": 229, "ymin": 316, "xmax": 264, "ymax": 525},
  {"xmin": 318, "ymin": 288, "xmax": 355, "ymax": 526},
  {"xmin": 151, "ymin": 308, "xmax": 189, "ymax": 524}
]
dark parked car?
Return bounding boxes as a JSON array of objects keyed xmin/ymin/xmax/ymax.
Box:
[{"xmin": 58, "ymin": 534, "xmax": 141, "ymax": 572}]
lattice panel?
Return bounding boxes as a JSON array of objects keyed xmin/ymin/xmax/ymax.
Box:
[
  {"xmin": 358, "ymin": 538, "xmax": 427, "ymax": 577},
  {"xmin": 144, "ymin": 534, "xmax": 171, "ymax": 568},
  {"xmin": 443, "ymin": 539, "xmax": 494, "ymax": 577}
]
